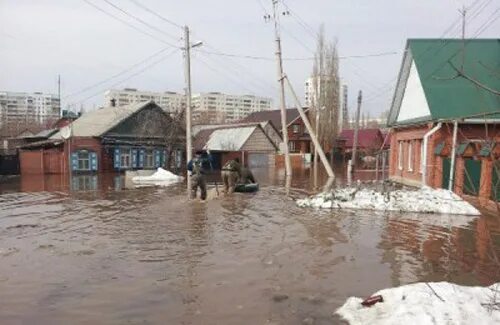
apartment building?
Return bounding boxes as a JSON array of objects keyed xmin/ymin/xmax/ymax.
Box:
[
  {"xmin": 192, "ymin": 92, "xmax": 272, "ymax": 124},
  {"xmin": 104, "ymin": 88, "xmax": 186, "ymax": 113},
  {"xmin": 0, "ymin": 91, "xmax": 60, "ymax": 127}
]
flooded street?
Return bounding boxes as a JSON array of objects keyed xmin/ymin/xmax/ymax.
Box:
[{"xmin": 1, "ymin": 168, "xmax": 499, "ymax": 325}]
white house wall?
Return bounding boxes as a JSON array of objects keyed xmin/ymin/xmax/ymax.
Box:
[{"xmin": 396, "ymin": 60, "xmax": 431, "ymax": 123}]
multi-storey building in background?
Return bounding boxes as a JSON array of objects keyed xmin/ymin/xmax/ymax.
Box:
[
  {"xmin": 192, "ymin": 92, "xmax": 272, "ymax": 124},
  {"xmin": 104, "ymin": 88, "xmax": 186, "ymax": 114},
  {"xmin": 0, "ymin": 91, "xmax": 60, "ymax": 127}
]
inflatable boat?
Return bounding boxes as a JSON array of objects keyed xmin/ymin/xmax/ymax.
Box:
[{"xmin": 234, "ymin": 183, "xmax": 259, "ymax": 193}]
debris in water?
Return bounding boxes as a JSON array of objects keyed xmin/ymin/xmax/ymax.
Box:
[
  {"xmin": 296, "ymin": 186, "xmax": 480, "ymax": 215},
  {"xmin": 336, "ymin": 282, "xmax": 500, "ymax": 324},
  {"xmin": 361, "ymin": 295, "xmax": 384, "ymax": 307}
]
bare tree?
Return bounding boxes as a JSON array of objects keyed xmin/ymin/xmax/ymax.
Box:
[{"xmin": 311, "ymin": 25, "xmax": 340, "ymax": 160}]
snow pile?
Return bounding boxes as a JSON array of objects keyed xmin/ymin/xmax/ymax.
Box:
[
  {"xmin": 336, "ymin": 282, "xmax": 500, "ymax": 325},
  {"xmin": 132, "ymin": 168, "xmax": 183, "ymax": 186},
  {"xmin": 296, "ymin": 186, "xmax": 480, "ymax": 215}
]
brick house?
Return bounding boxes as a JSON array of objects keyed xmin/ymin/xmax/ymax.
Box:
[
  {"xmin": 19, "ymin": 101, "xmax": 185, "ymax": 175},
  {"xmin": 193, "ymin": 123, "xmax": 278, "ymax": 168},
  {"xmin": 339, "ymin": 128, "xmax": 386, "ymax": 158},
  {"xmin": 242, "ymin": 108, "xmax": 312, "ymax": 154},
  {"xmin": 387, "ymin": 39, "xmax": 500, "ymax": 209}
]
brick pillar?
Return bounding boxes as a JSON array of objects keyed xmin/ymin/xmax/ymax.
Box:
[
  {"xmin": 389, "ymin": 131, "xmax": 397, "ymax": 177},
  {"xmin": 479, "ymin": 159, "xmax": 493, "ymax": 205},
  {"xmin": 454, "ymin": 157, "xmax": 465, "ymax": 195},
  {"xmin": 434, "ymin": 156, "xmax": 443, "ymax": 188}
]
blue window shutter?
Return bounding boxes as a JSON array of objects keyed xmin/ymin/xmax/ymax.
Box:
[
  {"xmin": 114, "ymin": 148, "xmax": 121, "ymax": 169},
  {"xmin": 71, "ymin": 152, "xmax": 78, "ymax": 171},
  {"xmin": 90, "ymin": 152, "xmax": 98, "ymax": 171},
  {"xmin": 139, "ymin": 149, "xmax": 145, "ymax": 168},
  {"xmin": 132, "ymin": 149, "xmax": 138, "ymax": 168},
  {"xmin": 154, "ymin": 149, "xmax": 161, "ymax": 168}
]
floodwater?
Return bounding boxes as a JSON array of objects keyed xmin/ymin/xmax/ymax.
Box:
[{"xmin": 0, "ymin": 167, "xmax": 499, "ymax": 325}]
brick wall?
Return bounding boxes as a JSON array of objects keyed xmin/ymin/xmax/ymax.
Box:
[{"xmin": 19, "ymin": 150, "xmax": 44, "ymax": 174}]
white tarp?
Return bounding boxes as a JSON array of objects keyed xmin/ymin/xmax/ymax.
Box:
[
  {"xmin": 297, "ymin": 186, "xmax": 481, "ymax": 215},
  {"xmin": 336, "ymin": 282, "xmax": 500, "ymax": 325}
]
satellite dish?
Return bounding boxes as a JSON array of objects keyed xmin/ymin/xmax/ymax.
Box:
[{"xmin": 60, "ymin": 125, "xmax": 72, "ymax": 140}]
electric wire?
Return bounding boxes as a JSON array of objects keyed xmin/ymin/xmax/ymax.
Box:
[{"xmin": 127, "ymin": 0, "xmax": 184, "ymax": 29}]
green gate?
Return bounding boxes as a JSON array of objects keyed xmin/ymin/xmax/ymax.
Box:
[
  {"xmin": 492, "ymin": 161, "xmax": 500, "ymax": 202},
  {"xmin": 442, "ymin": 158, "xmax": 451, "ymax": 189},
  {"xmin": 463, "ymin": 159, "xmax": 482, "ymax": 196}
]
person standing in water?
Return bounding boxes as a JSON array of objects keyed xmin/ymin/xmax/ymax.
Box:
[
  {"xmin": 187, "ymin": 150, "xmax": 213, "ymax": 200},
  {"xmin": 221, "ymin": 157, "xmax": 241, "ymax": 194}
]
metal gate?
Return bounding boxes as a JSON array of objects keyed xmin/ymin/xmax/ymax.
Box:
[
  {"xmin": 492, "ymin": 160, "xmax": 500, "ymax": 202},
  {"xmin": 442, "ymin": 158, "xmax": 451, "ymax": 189},
  {"xmin": 463, "ymin": 159, "xmax": 481, "ymax": 196}
]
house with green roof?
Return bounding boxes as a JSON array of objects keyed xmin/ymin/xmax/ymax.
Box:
[{"xmin": 387, "ymin": 39, "xmax": 500, "ymax": 210}]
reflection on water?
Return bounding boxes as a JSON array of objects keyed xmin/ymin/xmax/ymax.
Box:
[{"xmin": 0, "ymin": 167, "xmax": 499, "ymax": 324}]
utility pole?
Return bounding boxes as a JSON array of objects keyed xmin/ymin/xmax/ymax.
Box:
[
  {"xmin": 284, "ymin": 76, "xmax": 334, "ymax": 178},
  {"xmin": 57, "ymin": 74, "xmax": 61, "ymax": 117},
  {"xmin": 271, "ymin": 0, "xmax": 292, "ymax": 176},
  {"xmin": 350, "ymin": 90, "xmax": 362, "ymax": 173},
  {"xmin": 459, "ymin": 6, "xmax": 466, "ymax": 71},
  {"xmin": 184, "ymin": 26, "xmax": 193, "ymax": 167}
]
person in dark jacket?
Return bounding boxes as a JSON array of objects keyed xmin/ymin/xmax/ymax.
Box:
[{"xmin": 187, "ymin": 150, "xmax": 213, "ymax": 200}]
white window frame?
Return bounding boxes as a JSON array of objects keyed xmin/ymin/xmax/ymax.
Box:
[
  {"xmin": 120, "ymin": 149, "xmax": 131, "ymax": 168},
  {"xmin": 408, "ymin": 141, "xmax": 413, "ymax": 172},
  {"xmin": 77, "ymin": 150, "xmax": 91, "ymax": 171},
  {"xmin": 144, "ymin": 149, "xmax": 154, "ymax": 168},
  {"xmin": 398, "ymin": 141, "xmax": 403, "ymax": 170},
  {"xmin": 292, "ymin": 124, "xmax": 300, "ymax": 134}
]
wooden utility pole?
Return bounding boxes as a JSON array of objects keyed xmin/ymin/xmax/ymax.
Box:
[
  {"xmin": 350, "ymin": 90, "xmax": 362, "ymax": 173},
  {"xmin": 271, "ymin": 0, "xmax": 292, "ymax": 176},
  {"xmin": 184, "ymin": 26, "xmax": 193, "ymax": 166},
  {"xmin": 284, "ymin": 76, "xmax": 334, "ymax": 178},
  {"xmin": 57, "ymin": 75, "xmax": 61, "ymax": 117}
]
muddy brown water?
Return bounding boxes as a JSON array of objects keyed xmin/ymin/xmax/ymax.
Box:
[{"xmin": 0, "ymin": 168, "xmax": 499, "ymax": 325}]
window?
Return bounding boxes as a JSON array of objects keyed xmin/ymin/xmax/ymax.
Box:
[
  {"xmin": 289, "ymin": 141, "xmax": 296, "ymax": 152},
  {"xmin": 120, "ymin": 149, "xmax": 131, "ymax": 168},
  {"xmin": 77, "ymin": 150, "xmax": 90, "ymax": 170},
  {"xmin": 408, "ymin": 141, "xmax": 413, "ymax": 172},
  {"xmin": 292, "ymin": 124, "xmax": 300, "ymax": 134},
  {"xmin": 398, "ymin": 141, "xmax": 403, "ymax": 170},
  {"xmin": 145, "ymin": 150, "xmax": 154, "ymax": 168}
]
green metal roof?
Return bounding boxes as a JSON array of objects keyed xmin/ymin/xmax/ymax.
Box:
[
  {"xmin": 390, "ymin": 39, "xmax": 500, "ymax": 126},
  {"xmin": 410, "ymin": 39, "xmax": 500, "ymax": 120}
]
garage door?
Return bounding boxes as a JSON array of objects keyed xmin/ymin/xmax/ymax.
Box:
[{"xmin": 248, "ymin": 153, "xmax": 271, "ymax": 168}]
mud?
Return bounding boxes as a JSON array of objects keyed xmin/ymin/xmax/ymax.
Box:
[{"xmin": 0, "ymin": 168, "xmax": 499, "ymax": 324}]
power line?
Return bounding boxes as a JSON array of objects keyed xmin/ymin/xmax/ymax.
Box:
[
  {"xmin": 195, "ymin": 48, "xmax": 398, "ymax": 61},
  {"xmin": 63, "ymin": 47, "xmax": 173, "ymax": 99},
  {"xmin": 101, "ymin": 0, "xmax": 180, "ymax": 42},
  {"xmin": 473, "ymin": 8, "xmax": 500, "ymax": 37},
  {"xmin": 82, "ymin": 0, "xmax": 180, "ymax": 48},
  {"xmin": 127, "ymin": 0, "xmax": 183, "ymax": 29},
  {"xmin": 280, "ymin": 0, "xmax": 318, "ymax": 39},
  {"xmin": 69, "ymin": 48, "xmax": 180, "ymax": 105}
]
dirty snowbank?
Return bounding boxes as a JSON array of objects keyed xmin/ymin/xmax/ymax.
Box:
[
  {"xmin": 336, "ymin": 282, "xmax": 500, "ymax": 325},
  {"xmin": 132, "ymin": 168, "xmax": 183, "ymax": 186},
  {"xmin": 297, "ymin": 186, "xmax": 480, "ymax": 215}
]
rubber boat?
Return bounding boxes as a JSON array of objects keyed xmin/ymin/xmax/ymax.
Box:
[{"xmin": 234, "ymin": 183, "xmax": 259, "ymax": 193}]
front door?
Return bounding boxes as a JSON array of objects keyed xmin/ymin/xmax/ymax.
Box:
[{"xmin": 463, "ymin": 159, "xmax": 482, "ymax": 196}]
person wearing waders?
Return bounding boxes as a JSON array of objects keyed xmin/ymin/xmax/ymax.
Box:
[
  {"xmin": 221, "ymin": 157, "xmax": 241, "ymax": 194},
  {"xmin": 187, "ymin": 150, "xmax": 213, "ymax": 200}
]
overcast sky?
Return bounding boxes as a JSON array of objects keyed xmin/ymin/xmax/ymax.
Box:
[{"xmin": 1, "ymin": 0, "xmax": 498, "ymax": 116}]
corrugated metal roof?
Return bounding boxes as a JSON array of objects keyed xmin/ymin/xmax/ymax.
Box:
[
  {"xmin": 389, "ymin": 39, "xmax": 500, "ymax": 126},
  {"xmin": 51, "ymin": 101, "xmax": 152, "ymax": 139},
  {"xmin": 194, "ymin": 125, "xmax": 258, "ymax": 151},
  {"xmin": 192, "ymin": 122, "xmax": 265, "ymax": 136}
]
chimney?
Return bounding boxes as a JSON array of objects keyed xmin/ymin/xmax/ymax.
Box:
[{"xmin": 110, "ymin": 98, "xmax": 116, "ymax": 107}]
